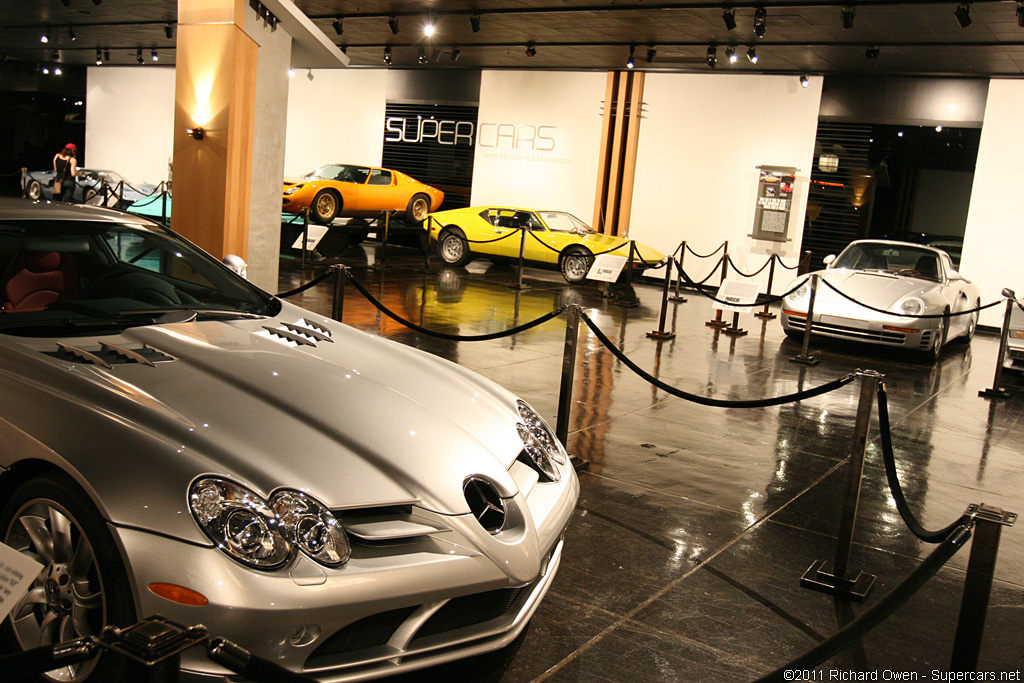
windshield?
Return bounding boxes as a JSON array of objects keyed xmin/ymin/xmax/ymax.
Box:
[
  {"xmin": 538, "ymin": 211, "xmax": 594, "ymax": 233},
  {"xmin": 307, "ymin": 165, "xmax": 371, "ymax": 184},
  {"xmin": 0, "ymin": 217, "xmax": 278, "ymax": 336},
  {"xmin": 832, "ymin": 242, "xmax": 942, "ymax": 282}
]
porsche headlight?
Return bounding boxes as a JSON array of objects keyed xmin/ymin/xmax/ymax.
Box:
[
  {"xmin": 516, "ymin": 399, "xmax": 566, "ymax": 482},
  {"xmin": 272, "ymin": 490, "xmax": 350, "ymax": 567},
  {"xmin": 284, "ymin": 184, "xmax": 303, "ymax": 195},
  {"xmin": 785, "ymin": 280, "xmax": 809, "ymax": 304},
  {"xmin": 898, "ymin": 298, "xmax": 924, "ymax": 317},
  {"xmin": 189, "ymin": 478, "xmax": 291, "ymax": 569}
]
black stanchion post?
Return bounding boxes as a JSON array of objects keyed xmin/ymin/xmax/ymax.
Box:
[
  {"xmin": 510, "ymin": 227, "xmax": 528, "ymax": 291},
  {"xmin": 647, "ymin": 258, "xmax": 676, "ymax": 340},
  {"xmin": 625, "ymin": 241, "xmax": 636, "ymax": 288},
  {"xmin": 380, "ymin": 211, "xmax": 391, "ymax": 269},
  {"xmin": 300, "ymin": 209, "xmax": 310, "ymax": 270},
  {"xmin": 331, "ymin": 265, "xmax": 345, "ymax": 322},
  {"xmin": 669, "ymin": 247, "xmax": 687, "ymax": 303},
  {"xmin": 755, "ymin": 253, "xmax": 778, "ymax": 320},
  {"xmin": 706, "ymin": 241, "xmax": 729, "ymax": 328},
  {"xmin": 950, "ymin": 503, "xmax": 1017, "ymax": 670},
  {"xmin": 556, "ymin": 305, "xmax": 588, "ymax": 471},
  {"xmin": 790, "ymin": 273, "xmax": 820, "ymax": 366},
  {"xmin": 799, "ymin": 249, "xmax": 812, "ymax": 275},
  {"xmin": 979, "ymin": 289, "xmax": 1016, "ymax": 399},
  {"xmin": 416, "ymin": 216, "xmax": 433, "ymax": 273},
  {"xmin": 801, "ymin": 369, "xmax": 882, "ymax": 601},
  {"xmin": 723, "ymin": 310, "xmax": 747, "ymax": 337},
  {"xmin": 161, "ymin": 183, "xmax": 168, "ymax": 225}
]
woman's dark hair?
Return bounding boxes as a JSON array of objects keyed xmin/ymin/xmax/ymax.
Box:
[{"xmin": 61, "ymin": 145, "xmax": 76, "ymax": 157}]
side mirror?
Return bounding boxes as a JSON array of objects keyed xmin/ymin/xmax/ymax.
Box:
[
  {"xmin": 823, "ymin": 254, "xmax": 836, "ymax": 266},
  {"xmin": 222, "ymin": 254, "xmax": 248, "ymax": 279}
]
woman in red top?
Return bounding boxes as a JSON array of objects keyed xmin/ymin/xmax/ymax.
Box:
[{"xmin": 52, "ymin": 143, "xmax": 78, "ymax": 202}]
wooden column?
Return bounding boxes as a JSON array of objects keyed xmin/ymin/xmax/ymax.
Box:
[
  {"xmin": 592, "ymin": 71, "xmax": 646, "ymax": 237},
  {"xmin": 171, "ymin": 0, "xmax": 258, "ymax": 260}
]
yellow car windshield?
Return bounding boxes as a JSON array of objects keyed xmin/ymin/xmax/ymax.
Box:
[{"xmin": 538, "ymin": 211, "xmax": 594, "ymax": 233}]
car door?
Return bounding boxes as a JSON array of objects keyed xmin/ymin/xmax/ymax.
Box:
[{"xmin": 358, "ymin": 168, "xmax": 400, "ymax": 212}]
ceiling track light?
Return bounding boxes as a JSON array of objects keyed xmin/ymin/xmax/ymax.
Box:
[
  {"xmin": 424, "ymin": 16, "xmax": 436, "ymax": 37},
  {"xmin": 332, "ymin": 18, "xmax": 343, "ymax": 35},
  {"xmin": 432, "ymin": 48, "xmax": 441, "ymax": 63},
  {"xmin": 164, "ymin": 24, "xmax": 174, "ymax": 39},
  {"xmin": 754, "ymin": 7, "xmax": 767, "ymax": 38},
  {"xmin": 954, "ymin": 3, "xmax": 972, "ymax": 28},
  {"xmin": 52, "ymin": 49, "xmax": 60, "ymax": 61},
  {"xmin": 800, "ymin": 74, "xmax": 810, "ymax": 87},
  {"xmin": 60, "ymin": 0, "xmax": 71, "ymax": 6},
  {"xmin": 67, "ymin": 26, "xmax": 76, "ymax": 41},
  {"xmin": 95, "ymin": 48, "xmax": 102, "ymax": 65},
  {"xmin": 865, "ymin": 45, "xmax": 880, "ymax": 58},
  {"xmin": 388, "ymin": 16, "xmax": 399, "ymax": 34},
  {"xmin": 136, "ymin": 48, "xmax": 144, "ymax": 64},
  {"xmin": 726, "ymin": 46, "xmax": 737, "ymax": 63},
  {"xmin": 104, "ymin": 49, "xmax": 110, "ymax": 62},
  {"xmin": 451, "ymin": 46, "xmax": 461, "ymax": 62},
  {"xmin": 470, "ymin": 14, "xmax": 481, "ymax": 33},
  {"xmin": 417, "ymin": 47, "xmax": 427, "ymax": 64},
  {"xmin": 525, "ymin": 43, "xmax": 537, "ymax": 57},
  {"xmin": 91, "ymin": 0, "xmax": 101, "ymax": 5},
  {"xmin": 151, "ymin": 49, "xmax": 159, "ymax": 61},
  {"xmin": 1018, "ymin": 1, "xmax": 1024, "ymax": 28},
  {"xmin": 747, "ymin": 46, "xmax": 758, "ymax": 63},
  {"xmin": 626, "ymin": 44, "xmax": 635, "ymax": 69},
  {"xmin": 723, "ymin": 8, "xmax": 737, "ymax": 31},
  {"xmin": 706, "ymin": 45, "xmax": 717, "ymax": 68},
  {"xmin": 54, "ymin": 66, "xmax": 62, "ymax": 76},
  {"xmin": 40, "ymin": 33, "xmax": 49, "ymax": 44},
  {"xmin": 646, "ymin": 45, "xmax": 656, "ymax": 63},
  {"xmin": 383, "ymin": 45, "xmax": 392, "ymax": 65},
  {"xmin": 842, "ymin": 5, "xmax": 856, "ymax": 29}
]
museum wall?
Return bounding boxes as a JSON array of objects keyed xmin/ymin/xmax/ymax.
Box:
[
  {"xmin": 630, "ymin": 74, "xmax": 823, "ymax": 293},
  {"xmin": 85, "ymin": 67, "xmax": 175, "ymax": 187},
  {"xmin": 471, "ymin": 71, "xmax": 607, "ymax": 223},
  {"xmin": 960, "ymin": 79, "xmax": 1024, "ymax": 328}
]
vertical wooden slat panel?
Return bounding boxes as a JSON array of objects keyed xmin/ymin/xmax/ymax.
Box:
[
  {"xmin": 593, "ymin": 72, "xmax": 618, "ymax": 233},
  {"xmin": 616, "ymin": 72, "xmax": 644, "ymax": 238}
]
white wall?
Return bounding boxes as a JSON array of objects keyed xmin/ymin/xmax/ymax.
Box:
[
  {"xmin": 630, "ymin": 74, "xmax": 823, "ymax": 293},
  {"xmin": 960, "ymin": 79, "xmax": 1024, "ymax": 328},
  {"xmin": 86, "ymin": 67, "xmax": 175, "ymax": 186},
  {"xmin": 471, "ymin": 71, "xmax": 606, "ymax": 221},
  {"xmin": 283, "ymin": 69, "xmax": 388, "ymax": 177}
]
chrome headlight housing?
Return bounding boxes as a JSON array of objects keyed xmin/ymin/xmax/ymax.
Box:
[
  {"xmin": 284, "ymin": 184, "xmax": 303, "ymax": 195},
  {"xmin": 785, "ymin": 279, "xmax": 809, "ymax": 304},
  {"xmin": 897, "ymin": 298, "xmax": 925, "ymax": 317},
  {"xmin": 189, "ymin": 478, "xmax": 290, "ymax": 569},
  {"xmin": 516, "ymin": 399, "xmax": 566, "ymax": 482},
  {"xmin": 272, "ymin": 490, "xmax": 350, "ymax": 567}
]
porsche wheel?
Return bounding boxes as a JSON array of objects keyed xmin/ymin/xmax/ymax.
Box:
[
  {"xmin": 959, "ymin": 301, "xmax": 980, "ymax": 343},
  {"xmin": 927, "ymin": 311, "xmax": 948, "ymax": 361},
  {"xmin": 406, "ymin": 194, "xmax": 431, "ymax": 224},
  {"xmin": 1, "ymin": 472, "xmax": 135, "ymax": 682},
  {"xmin": 311, "ymin": 190, "xmax": 340, "ymax": 225},
  {"xmin": 559, "ymin": 248, "xmax": 594, "ymax": 284},
  {"xmin": 26, "ymin": 179, "xmax": 42, "ymax": 201},
  {"xmin": 438, "ymin": 229, "xmax": 472, "ymax": 267}
]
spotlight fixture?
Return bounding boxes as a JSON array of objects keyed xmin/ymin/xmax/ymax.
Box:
[
  {"xmin": 525, "ymin": 43, "xmax": 537, "ymax": 57},
  {"xmin": 52, "ymin": 49, "xmax": 60, "ymax": 60},
  {"xmin": 383, "ymin": 46, "xmax": 392, "ymax": 65},
  {"xmin": 647, "ymin": 45, "xmax": 657, "ymax": 63},
  {"xmin": 67, "ymin": 26, "xmax": 76, "ymax": 41},
  {"xmin": 151, "ymin": 49, "xmax": 158, "ymax": 61},
  {"xmin": 800, "ymin": 74, "xmax": 810, "ymax": 88},
  {"xmin": 754, "ymin": 7, "xmax": 767, "ymax": 38},
  {"xmin": 41, "ymin": 33, "xmax": 49, "ymax": 44},
  {"xmin": 332, "ymin": 18, "xmax": 343, "ymax": 35},
  {"xmin": 1018, "ymin": 1, "xmax": 1024, "ymax": 28},
  {"xmin": 164, "ymin": 24, "xmax": 174, "ymax": 39},
  {"xmin": 104, "ymin": 49, "xmax": 110, "ymax": 61},
  {"xmin": 136, "ymin": 48, "xmax": 144, "ymax": 64},
  {"xmin": 54, "ymin": 66, "xmax": 62, "ymax": 75},
  {"xmin": 95, "ymin": 48, "xmax": 102, "ymax": 65},
  {"xmin": 60, "ymin": 0, "xmax": 71, "ymax": 6},
  {"xmin": 470, "ymin": 14, "xmax": 481, "ymax": 33},
  {"xmin": 935, "ymin": 125, "xmax": 944, "ymax": 132},
  {"xmin": 747, "ymin": 46, "xmax": 758, "ymax": 63},
  {"xmin": 451, "ymin": 46, "xmax": 461, "ymax": 62},
  {"xmin": 288, "ymin": 68, "xmax": 295, "ymax": 77},
  {"xmin": 865, "ymin": 45, "xmax": 880, "ymax": 59},
  {"xmin": 424, "ymin": 20, "xmax": 435, "ymax": 37},
  {"xmin": 626, "ymin": 44, "xmax": 635, "ymax": 69},
  {"xmin": 842, "ymin": 5, "xmax": 856, "ymax": 29},
  {"xmin": 42, "ymin": 66, "xmax": 50, "ymax": 75},
  {"xmin": 388, "ymin": 16, "xmax": 399, "ymax": 34},
  {"xmin": 431, "ymin": 48, "xmax": 441, "ymax": 63},
  {"xmin": 726, "ymin": 46, "xmax": 737, "ymax": 63},
  {"xmin": 307, "ymin": 68, "xmax": 314, "ymax": 81},
  {"xmin": 417, "ymin": 47, "xmax": 427, "ymax": 64},
  {"xmin": 723, "ymin": 8, "xmax": 737, "ymax": 30},
  {"xmin": 954, "ymin": 3, "xmax": 971, "ymax": 28},
  {"xmin": 187, "ymin": 126, "xmax": 205, "ymax": 141},
  {"xmin": 91, "ymin": 0, "xmax": 101, "ymax": 5},
  {"xmin": 706, "ymin": 45, "xmax": 717, "ymax": 68}
]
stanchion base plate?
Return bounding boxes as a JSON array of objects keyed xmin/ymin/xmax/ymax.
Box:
[
  {"xmin": 669, "ymin": 296, "xmax": 688, "ymax": 303},
  {"xmin": 754, "ymin": 312, "xmax": 777, "ymax": 320},
  {"xmin": 507, "ymin": 283, "xmax": 531, "ymax": 291},
  {"xmin": 646, "ymin": 331, "xmax": 676, "ymax": 340},
  {"xmin": 705, "ymin": 320, "xmax": 729, "ymax": 328},
  {"xmin": 800, "ymin": 560, "xmax": 875, "ymax": 602},
  {"xmin": 570, "ymin": 455, "xmax": 590, "ymax": 472},
  {"xmin": 723, "ymin": 328, "xmax": 748, "ymax": 337},
  {"xmin": 790, "ymin": 354, "xmax": 820, "ymax": 366},
  {"xmin": 979, "ymin": 387, "xmax": 1011, "ymax": 399}
]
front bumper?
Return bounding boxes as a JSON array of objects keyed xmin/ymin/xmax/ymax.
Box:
[{"xmin": 781, "ymin": 309, "xmax": 938, "ymax": 352}]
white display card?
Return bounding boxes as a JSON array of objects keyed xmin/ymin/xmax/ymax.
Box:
[
  {"xmin": 587, "ymin": 254, "xmax": 628, "ymax": 282},
  {"xmin": 0, "ymin": 543, "xmax": 44, "ymax": 621}
]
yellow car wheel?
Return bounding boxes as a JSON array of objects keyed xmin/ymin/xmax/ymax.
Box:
[
  {"xmin": 312, "ymin": 190, "xmax": 340, "ymax": 225},
  {"xmin": 559, "ymin": 248, "xmax": 594, "ymax": 284}
]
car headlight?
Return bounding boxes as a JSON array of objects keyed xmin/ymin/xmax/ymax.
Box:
[
  {"xmin": 785, "ymin": 280, "xmax": 809, "ymax": 304},
  {"xmin": 189, "ymin": 478, "xmax": 291, "ymax": 569},
  {"xmin": 271, "ymin": 490, "xmax": 350, "ymax": 567},
  {"xmin": 898, "ymin": 298, "xmax": 924, "ymax": 317},
  {"xmin": 516, "ymin": 400, "xmax": 566, "ymax": 482},
  {"xmin": 284, "ymin": 185, "xmax": 303, "ymax": 195}
]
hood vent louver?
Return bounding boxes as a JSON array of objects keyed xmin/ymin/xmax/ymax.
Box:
[
  {"xmin": 49, "ymin": 342, "xmax": 176, "ymax": 367},
  {"xmin": 261, "ymin": 318, "xmax": 334, "ymax": 348}
]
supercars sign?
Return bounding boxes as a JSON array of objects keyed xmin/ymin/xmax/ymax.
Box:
[{"xmin": 385, "ymin": 116, "xmax": 558, "ymax": 151}]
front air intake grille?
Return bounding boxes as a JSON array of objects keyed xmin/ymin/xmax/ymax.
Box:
[
  {"xmin": 307, "ymin": 606, "xmax": 418, "ymax": 664},
  {"xmin": 787, "ymin": 318, "xmax": 907, "ymax": 344},
  {"xmin": 412, "ymin": 588, "xmax": 525, "ymax": 642}
]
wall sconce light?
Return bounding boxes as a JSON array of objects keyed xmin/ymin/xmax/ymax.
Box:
[
  {"xmin": 470, "ymin": 14, "xmax": 481, "ymax": 33},
  {"xmin": 187, "ymin": 127, "xmax": 205, "ymax": 140}
]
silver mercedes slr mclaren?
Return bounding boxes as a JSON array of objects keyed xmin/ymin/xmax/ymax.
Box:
[
  {"xmin": 0, "ymin": 198, "xmax": 578, "ymax": 681},
  {"xmin": 780, "ymin": 239, "xmax": 981, "ymax": 361}
]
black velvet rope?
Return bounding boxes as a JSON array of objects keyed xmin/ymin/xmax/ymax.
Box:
[
  {"xmin": 684, "ymin": 242, "xmax": 727, "ymax": 259},
  {"xmin": 754, "ymin": 523, "xmax": 971, "ymax": 682},
  {"xmin": 581, "ymin": 312, "xmax": 856, "ymax": 407},
  {"xmin": 817, "ymin": 278, "xmax": 1001, "ymax": 319},
  {"xmin": 459, "ymin": 228, "xmax": 524, "ymax": 245},
  {"xmin": 343, "ymin": 268, "xmax": 567, "ymax": 341},
  {"xmin": 774, "ymin": 253, "xmax": 802, "ymax": 271},
  {"xmin": 677, "ymin": 259, "xmax": 806, "ymax": 306},
  {"xmin": 275, "ymin": 269, "xmax": 335, "ymax": 298},
  {"xmin": 125, "ymin": 190, "xmax": 170, "ymax": 209},
  {"xmin": 877, "ymin": 382, "xmax": 969, "ymax": 542},
  {"xmin": 726, "ymin": 254, "xmax": 773, "ymax": 278}
]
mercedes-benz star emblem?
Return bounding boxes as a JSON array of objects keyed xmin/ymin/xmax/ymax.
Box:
[{"xmin": 463, "ymin": 477, "xmax": 506, "ymax": 534}]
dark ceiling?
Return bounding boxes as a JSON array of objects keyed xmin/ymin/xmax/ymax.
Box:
[{"xmin": 4, "ymin": 0, "xmax": 1024, "ymax": 77}]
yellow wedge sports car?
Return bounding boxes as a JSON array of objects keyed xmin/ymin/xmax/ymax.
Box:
[
  {"xmin": 283, "ymin": 163, "xmax": 444, "ymax": 225},
  {"xmin": 426, "ymin": 206, "xmax": 665, "ymax": 284}
]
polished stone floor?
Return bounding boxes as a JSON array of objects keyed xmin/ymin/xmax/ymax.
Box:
[{"xmin": 279, "ymin": 241, "xmax": 1024, "ymax": 682}]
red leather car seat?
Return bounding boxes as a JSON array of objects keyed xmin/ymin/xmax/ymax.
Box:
[{"xmin": 2, "ymin": 251, "xmax": 80, "ymax": 312}]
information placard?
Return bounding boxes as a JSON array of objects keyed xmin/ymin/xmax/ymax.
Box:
[
  {"xmin": 714, "ymin": 279, "xmax": 762, "ymax": 314},
  {"xmin": 0, "ymin": 543, "xmax": 43, "ymax": 621},
  {"xmin": 587, "ymin": 254, "xmax": 628, "ymax": 282},
  {"xmin": 290, "ymin": 225, "xmax": 330, "ymax": 250}
]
